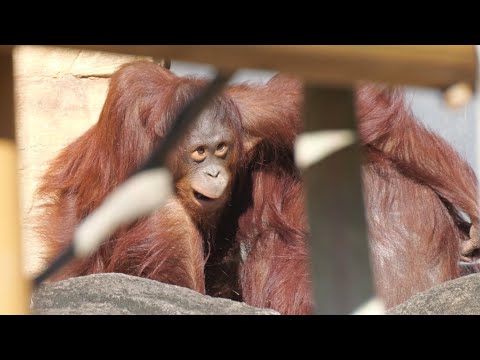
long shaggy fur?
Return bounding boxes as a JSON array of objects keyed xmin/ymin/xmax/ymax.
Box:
[
  {"xmin": 357, "ymin": 85, "xmax": 479, "ymax": 307},
  {"xmin": 35, "ymin": 61, "xmax": 479, "ymax": 314}
]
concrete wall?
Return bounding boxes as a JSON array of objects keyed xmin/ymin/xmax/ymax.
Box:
[{"xmin": 14, "ymin": 46, "xmax": 152, "ymax": 276}]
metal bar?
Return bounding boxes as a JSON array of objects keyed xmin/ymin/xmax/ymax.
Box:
[
  {"xmin": 0, "ymin": 50, "xmax": 30, "ymax": 314},
  {"xmin": 58, "ymin": 45, "xmax": 476, "ymax": 89},
  {"xmin": 302, "ymin": 86, "xmax": 374, "ymax": 314}
]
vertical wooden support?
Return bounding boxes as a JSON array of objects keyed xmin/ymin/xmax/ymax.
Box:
[
  {"xmin": 0, "ymin": 50, "xmax": 29, "ymax": 314},
  {"xmin": 302, "ymin": 86, "xmax": 374, "ymax": 314}
]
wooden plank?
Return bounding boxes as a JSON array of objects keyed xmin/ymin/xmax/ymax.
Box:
[
  {"xmin": 0, "ymin": 50, "xmax": 30, "ymax": 314},
  {"xmin": 0, "ymin": 45, "xmax": 14, "ymax": 54},
  {"xmin": 302, "ymin": 86, "xmax": 374, "ymax": 314},
  {"xmin": 59, "ymin": 45, "xmax": 476, "ymax": 89}
]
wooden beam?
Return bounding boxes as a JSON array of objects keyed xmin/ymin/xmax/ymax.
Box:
[
  {"xmin": 0, "ymin": 50, "xmax": 30, "ymax": 314},
  {"xmin": 60, "ymin": 45, "xmax": 476, "ymax": 89}
]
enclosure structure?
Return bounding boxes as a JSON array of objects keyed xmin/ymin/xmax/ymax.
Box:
[{"xmin": 0, "ymin": 45, "xmax": 477, "ymax": 314}]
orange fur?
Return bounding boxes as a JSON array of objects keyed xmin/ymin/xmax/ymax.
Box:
[{"xmin": 35, "ymin": 61, "xmax": 479, "ymax": 314}]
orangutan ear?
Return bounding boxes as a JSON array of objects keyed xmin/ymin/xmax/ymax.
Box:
[{"xmin": 242, "ymin": 133, "xmax": 262, "ymax": 154}]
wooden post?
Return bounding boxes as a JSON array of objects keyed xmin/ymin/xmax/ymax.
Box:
[
  {"xmin": 0, "ymin": 49, "xmax": 29, "ymax": 314},
  {"xmin": 302, "ymin": 86, "xmax": 374, "ymax": 314}
]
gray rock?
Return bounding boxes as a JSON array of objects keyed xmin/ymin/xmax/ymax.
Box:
[
  {"xmin": 388, "ymin": 274, "xmax": 480, "ymax": 315},
  {"xmin": 31, "ymin": 273, "xmax": 279, "ymax": 315}
]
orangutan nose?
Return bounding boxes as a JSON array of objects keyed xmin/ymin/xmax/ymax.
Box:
[{"xmin": 205, "ymin": 166, "xmax": 220, "ymax": 178}]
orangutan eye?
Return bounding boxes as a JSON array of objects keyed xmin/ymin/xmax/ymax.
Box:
[
  {"xmin": 216, "ymin": 143, "xmax": 228, "ymax": 157},
  {"xmin": 191, "ymin": 146, "xmax": 207, "ymax": 162}
]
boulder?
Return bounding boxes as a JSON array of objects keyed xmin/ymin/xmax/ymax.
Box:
[
  {"xmin": 32, "ymin": 273, "xmax": 279, "ymax": 315},
  {"xmin": 389, "ymin": 273, "xmax": 480, "ymax": 315}
]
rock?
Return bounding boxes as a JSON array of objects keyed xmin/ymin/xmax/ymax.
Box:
[
  {"xmin": 388, "ymin": 273, "xmax": 480, "ymax": 315},
  {"xmin": 31, "ymin": 273, "xmax": 279, "ymax": 315}
]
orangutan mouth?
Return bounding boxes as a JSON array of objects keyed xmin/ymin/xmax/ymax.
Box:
[{"xmin": 193, "ymin": 190, "xmax": 215, "ymax": 202}]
